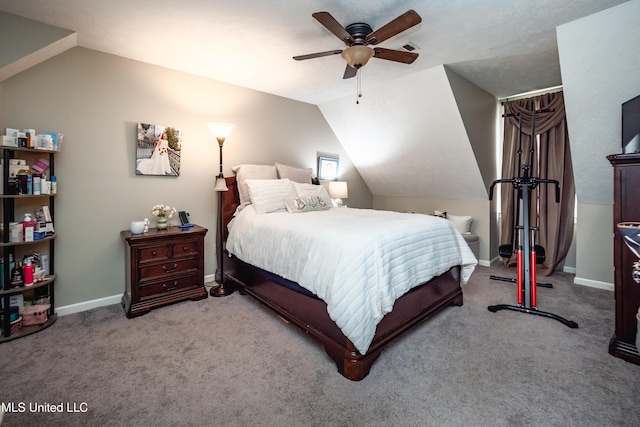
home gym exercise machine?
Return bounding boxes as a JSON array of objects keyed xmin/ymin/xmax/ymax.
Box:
[{"xmin": 488, "ymin": 108, "xmax": 578, "ymax": 328}]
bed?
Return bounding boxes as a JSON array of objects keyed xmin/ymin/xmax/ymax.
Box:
[{"xmin": 217, "ymin": 170, "xmax": 477, "ymax": 381}]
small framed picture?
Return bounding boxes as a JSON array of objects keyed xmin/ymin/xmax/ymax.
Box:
[{"xmin": 318, "ymin": 156, "xmax": 339, "ymax": 181}]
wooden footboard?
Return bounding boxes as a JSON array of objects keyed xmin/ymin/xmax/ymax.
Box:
[{"xmin": 223, "ymin": 255, "xmax": 462, "ymax": 381}]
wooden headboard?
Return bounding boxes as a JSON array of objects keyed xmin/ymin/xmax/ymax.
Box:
[{"xmin": 221, "ymin": 176, "xmax": 240, "ymax": 241}]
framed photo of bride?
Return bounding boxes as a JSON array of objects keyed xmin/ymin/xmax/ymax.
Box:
[{"xmin": 136, "ymin": 123, "xmax": 182, "ymax": 176}]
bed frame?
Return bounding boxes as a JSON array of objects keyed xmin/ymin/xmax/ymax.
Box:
[{"xmin": 217, "ymin": 176, "xmax": 463, "ymax": 381}]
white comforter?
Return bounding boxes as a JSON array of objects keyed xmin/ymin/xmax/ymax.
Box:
[{"xmin": 226, "ymin": 206, "xmax": 477, "ymax": 355}]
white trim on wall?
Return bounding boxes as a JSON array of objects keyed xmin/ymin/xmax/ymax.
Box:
[
  {"xmin": 56, "ymin": 294, "xmax": 122, "ymax": 316},
  {"xmin": 574, "ymin": 276, "xmax": 614, "ymax": 292},
  {"xmin": 56, "ymin": 274, "xmax": 217, "ymax": 316}
]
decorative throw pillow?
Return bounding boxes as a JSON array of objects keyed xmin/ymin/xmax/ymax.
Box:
[
  {"xmin": 434, "ymin": 210, "xmax": 447, "ymax": 218},
  {"xmin": 275, "ymin": 162, "xmax": 313, "ymax": 183},
  {"xmin": 292, "ymin": 182, "xmax": 333, "ymax": 207},
  {"xmin": 447, "ymin": 214, "xmax": 473, "ymax": 234},
  {"xmin": 284, "ymin": 196, "xmax": 331, "ymax": 213},
  {"xmin": 232, "ymin": 164, "xmax": 278, "ymax": 209},
  {"xmin": 245, "ymin": 179, "xmax": 297, "ymax": 214}
]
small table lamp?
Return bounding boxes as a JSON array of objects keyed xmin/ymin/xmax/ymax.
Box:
[
  {"xmin": 208, "ymin": 122, "xmax": 235, "ymax": 297},
  {"xmin": 328, "ymin": 181, "xmax": 348, "ymax": 207}
]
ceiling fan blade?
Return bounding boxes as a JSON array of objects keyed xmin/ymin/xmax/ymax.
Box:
[
  {"xmin": 312, "ymin": 11, "xmax": 355, "ymax": 45},
  {"xmin": 293, "ymin": 50, "xmax": 343, "ymax": 61},
  {"xmin": 343, "ymin": 64, "xmax": 358, "ymax": 79},
  {"xmin": 373, "ymin": 47, "xmax": 419, "ymax": 64},
  {"xmin": 366, "ymin": 10, "xmax": 422, "ymax": 45}
]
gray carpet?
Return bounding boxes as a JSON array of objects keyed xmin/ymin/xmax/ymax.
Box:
[{"xmin": 1, "ymin": 265, "xmax": 639, "ymax": 427}]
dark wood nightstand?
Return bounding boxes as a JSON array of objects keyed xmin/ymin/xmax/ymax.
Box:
[{"xmin": 121, "ymin": 225, "xmax": 208, "ymax": 318}]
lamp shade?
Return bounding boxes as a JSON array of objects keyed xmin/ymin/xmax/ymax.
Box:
[
  {"xmin": 328, "ymin": 181, "xmax": 348, "ymax": 199},
  {"xmin": 207, "ymin": 122, "xmax": 235, "ymax": 139},
  {"xmin": 214, "ymin": 176, "xmax": 228, "ymax": 192},
  {"xmin": 341, "ymin": 46, "xmax": 374, "ymax": 69}
]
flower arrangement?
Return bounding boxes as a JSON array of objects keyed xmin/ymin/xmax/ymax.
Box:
[{"xmin": 151, "ymin": 204, "xmax": 176, "ymax": 218}]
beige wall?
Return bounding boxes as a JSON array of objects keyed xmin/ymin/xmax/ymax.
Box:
[
  {"xmin": 445, "ymin": 67, "xmax": 497, "ymax": 195},
  {"xmin": 557, "ymin": 0, "xmax": 640, "ymax": 288},
  {"xmin": 445, "ymin": 67, "xmax": 497, "ymax": 263},
  {"xmin": 0, "ymin": 47, "xmax": 372, "ymax": 308}
]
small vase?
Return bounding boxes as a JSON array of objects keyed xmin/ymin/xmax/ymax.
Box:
[{"xmin": 156, "ymin": 216, "xmax": 168, "ymax": 230}]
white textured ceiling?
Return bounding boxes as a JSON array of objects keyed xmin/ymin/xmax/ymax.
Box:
[
  {"xmin": 0, "ymin": 0, "xmax": 626, "ymax": 105},
  {"xmin": 0, "ymin": 0, "xmax": 631, "ymax": 203}
]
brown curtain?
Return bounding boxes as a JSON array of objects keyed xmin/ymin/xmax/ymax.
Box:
[{"xmin": 500, "ymin": 91, "xmax": 575, "ymax": 276}]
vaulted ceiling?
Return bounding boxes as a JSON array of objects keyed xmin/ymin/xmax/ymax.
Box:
[
  {"xmin": 0, "ymin": 0, "xmax": 625, "ymax": 105},
  {"xmin": 0, "ymin": 0, "xmax": 629, "ymax": 201}
]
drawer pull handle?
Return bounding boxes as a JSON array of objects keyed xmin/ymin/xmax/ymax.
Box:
[
  {"xmin": 183, "ymin": 246, "xmax": 188, "ymax": 251},
  {"xmin": 152, "ymin": 251, "xmax": 157, "ymax": 256},
  {"xmin": 163, "ymin": 281, "xmax": 178, "ymax": 291},
  {"xmin": 163, "ymin": 263, "xmax": 178, "ymax": 273}
]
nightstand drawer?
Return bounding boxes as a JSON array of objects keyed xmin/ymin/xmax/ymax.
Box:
[
  {"xmin": 173, "ymin": 241, "xmax": 199, "ymax": 258},
  {"xmin": 139, "ymin": 258, "xmax": 199, "ymax": 282},
  {"xmin": 138, "ymin": 244, "xmax": 170, "ymax": 263},
  {"xmin": 138, "ymin": 274, "xmax": 200, "ymax": 299}
]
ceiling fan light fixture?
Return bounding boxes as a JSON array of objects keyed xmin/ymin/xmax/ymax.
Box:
[{"xmin": 341, "ymin": 45, "xmax": 374, "ymax": 69}]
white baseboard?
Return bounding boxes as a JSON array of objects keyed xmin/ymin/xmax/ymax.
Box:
[
  {"xmin": 563, "ymin": 266, "xmax": 577, "ymax": 274},
  {"xmin": 574, "ymin": 276, "xmax": 614, "ymax": 291},
  {"xmin": 56, "ymin": 273, "xmax": 218, "ymax": 317},
  {"xmin": 56, "ymin": 294, "xmax": 122, "ymax": 316},
  {"xmin": 489, "ymin": 256, "xmax": 502, "ymax": 266},
  {"xmin": 478, "ymin": 259, "xmax": 491, "ymax": 267}
]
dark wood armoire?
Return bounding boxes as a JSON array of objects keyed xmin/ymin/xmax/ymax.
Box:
[{"xmin": 608, "ymin": 153, "xmax": 640, "ymax": 365}]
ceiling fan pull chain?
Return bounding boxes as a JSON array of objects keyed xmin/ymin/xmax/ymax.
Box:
[{"xmin": 356, "ymin": 68, "xmax": 363, "ymax": 104}]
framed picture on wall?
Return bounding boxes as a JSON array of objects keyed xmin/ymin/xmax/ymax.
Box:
[
  {"xmin": 318, "ymin": 156, "xmax": 339, "ymax": 181},
  {"xmin": 136, "ymin": 123, "xmax": 182, "ymax": 176}
]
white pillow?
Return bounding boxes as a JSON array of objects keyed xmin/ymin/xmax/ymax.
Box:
[
  {"xmin": 245, "ymin": 179, "xmax": 297, "ymax": 214},
  {"xmin": 232, "ymin": 164, "xmax": 277, "ymax": 209},
  {"xmin": 448, "ymin": 214, "xmax": 473, "ymax": 234},
  {"xmin": 292, "ymin": 182, "xmax": 333, "ymax": 207},
  {"xmin": 275, "ymin": 163, "xmax": 313, "ymax": 183}
]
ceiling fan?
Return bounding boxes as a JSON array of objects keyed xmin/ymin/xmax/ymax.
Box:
[{"xmin": 293, "ymin": 10, "xmax": 422, "ymax": 79}]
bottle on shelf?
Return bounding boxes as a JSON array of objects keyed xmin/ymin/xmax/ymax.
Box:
[
  {"xmin": 23, "ymin": 259, "xmax": 34, "ymax": 287},
  {"xmin": 20, "ymin": 213, "xmax": 36, "ymax": 242},
  {"xmin": 10, "ymin": 221, "xmax": 22, "ymax": 243},
  {"xmin": 41, "ymin": 174, "xmax": 50, "ymax": 195},
  {"xmin": 33, "ymin": 174, "xmax": 41, "ymax": 195},
  {"xmin": 10, "ymin": 261, "xmax": 24, "ymax": 289},
  {"xmin": 1, "ymin": 254, "xmax": 14, "ymax": 291}
]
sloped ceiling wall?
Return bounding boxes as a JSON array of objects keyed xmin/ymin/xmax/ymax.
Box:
[
  {"xmin": 555, "ymin": 0, "xmax": 640, "ymax": 284},
  {"xmin": 557, "ymin": 0, "xmax": 640, "ymax": 205},
  {"xmin": 445, "ymin": 67, "xmax": 496, "ymax": 194},
  {"xmin": 3, "ymin": 9, "xmax": 494, "ymax": 206},
  {"xmin": 0, "ymin": 11, "xmax": 76, "ymax": 81},
  {"xmin": 318, "ymin": 65, "xmax": 490, "ymax": 200}
]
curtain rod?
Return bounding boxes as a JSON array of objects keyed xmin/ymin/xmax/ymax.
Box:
[
  {"xmin": 502, "ymin": 108, "xmax": 555, "ymax": 117},
  {"xmin": 499, "ymin": 85, "xmax": 563, "ymax": 105}
]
